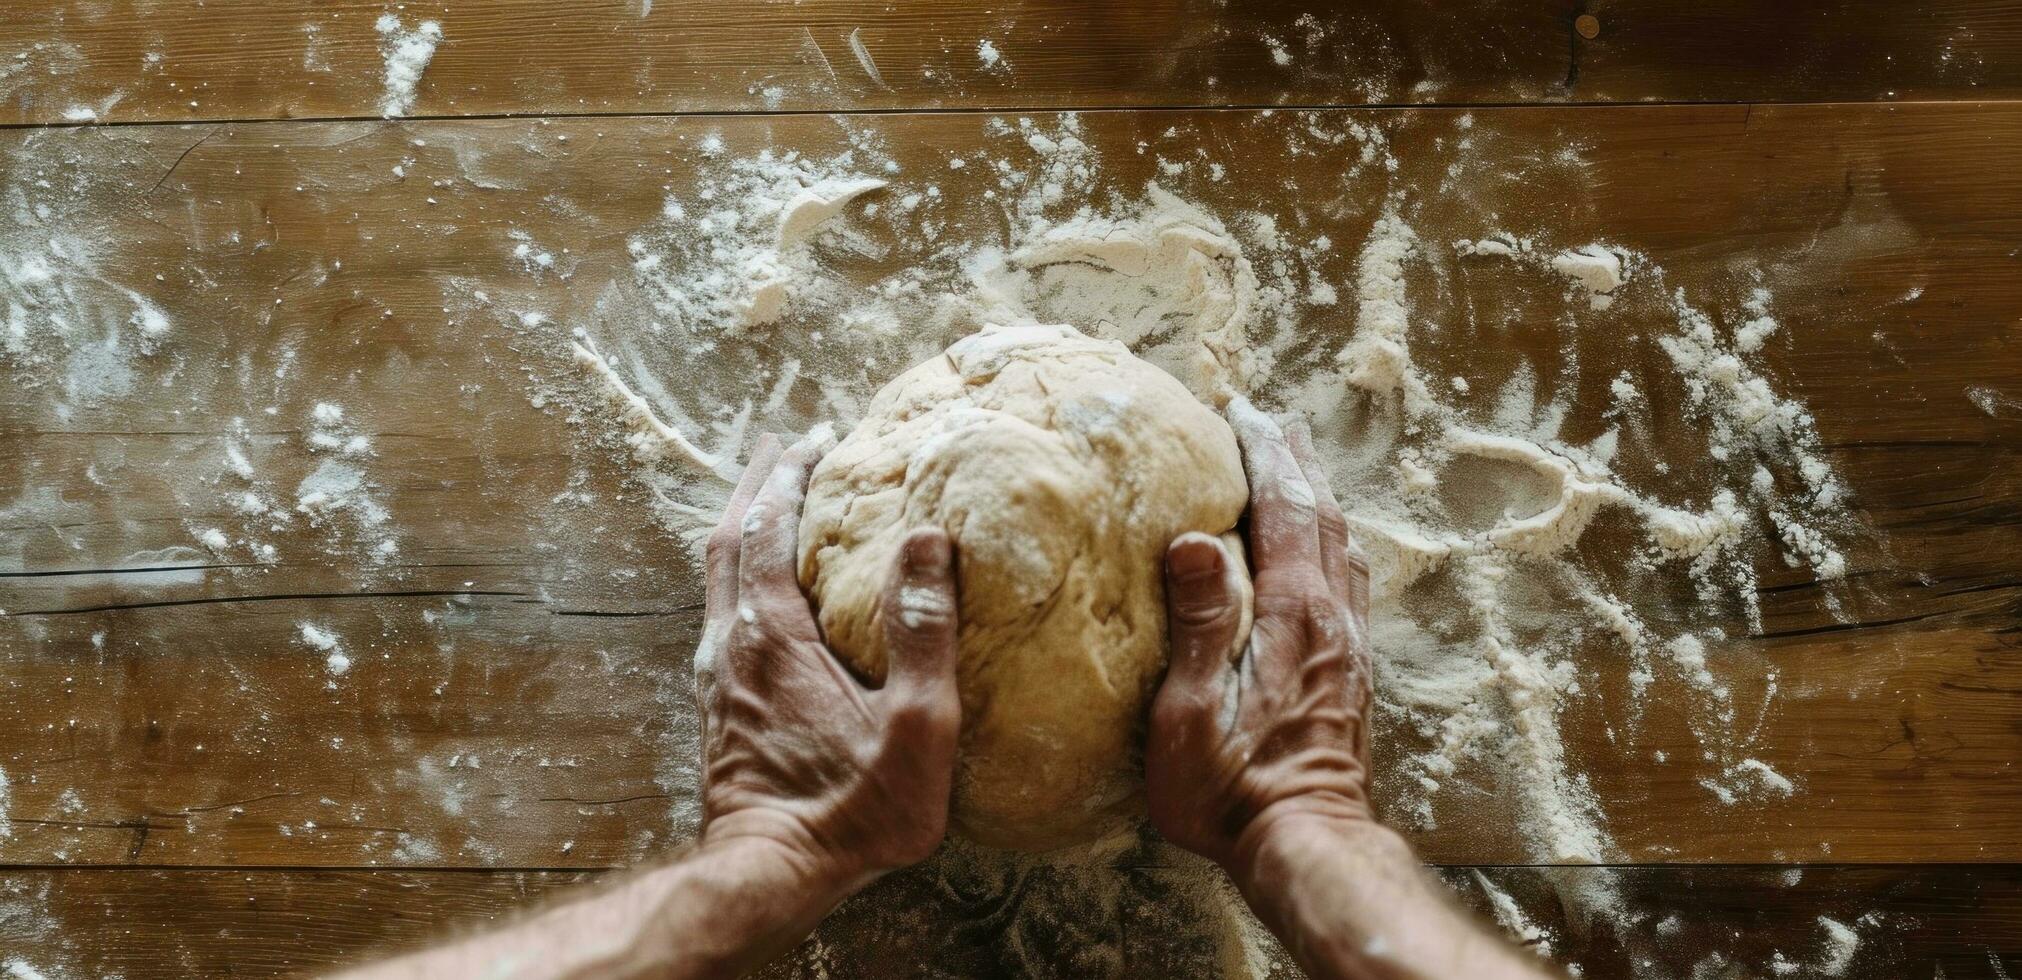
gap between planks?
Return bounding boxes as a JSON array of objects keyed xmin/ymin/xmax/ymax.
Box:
[{"xmin": 7, "ymin": 97, "xmax": 2022, "ymax": 133}]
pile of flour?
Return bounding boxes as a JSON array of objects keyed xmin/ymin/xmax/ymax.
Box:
[{"xmin": 537, "ymin": 111, "xmax": 1860, "ymax": 967}]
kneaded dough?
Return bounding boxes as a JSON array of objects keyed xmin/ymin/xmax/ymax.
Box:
[{"xmin": 797, "ymin": 323, "xmax": 1251, "ymax": 851}]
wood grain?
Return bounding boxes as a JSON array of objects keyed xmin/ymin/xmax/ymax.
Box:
[
  {"xmin": 0, "ymin": 864, "xmax": 2015, "ymax": 978},
  {"xmin": 4, "ymin": 1, "xmax": 2022, "ymax": 125},
  {"xmin": 4, "ymin": 102, "xmax": 2019, "ymax": 872}
]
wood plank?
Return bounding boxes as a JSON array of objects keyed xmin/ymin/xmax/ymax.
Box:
[
  {"xmin": 0, "ymin": 863, "xmax": 2016, "ymax": 978},
  {"xmin": 3, "ymin": 102, "xmax": 2020, "ymax": 868},
  {"xmin": 5, "ymin": 2, "xmax": 2022, "ymax": 125}
]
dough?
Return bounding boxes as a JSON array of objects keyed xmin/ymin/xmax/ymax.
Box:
[{"xmin": 797, "ymin": 323, "xmax": 1251, "ymax": 851}]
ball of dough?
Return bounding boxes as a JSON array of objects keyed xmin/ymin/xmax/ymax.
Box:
[{"xmin": 797, "ymin": 323, "xmax": 1251, "ymax": 851}]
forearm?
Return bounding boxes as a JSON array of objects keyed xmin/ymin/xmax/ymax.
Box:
[
  {"xmin": 1230, "ymin": 817, "xmax": 1558, "ymax": 980},
  {"xmin": 336, "ymin": 837, "xmax": 858, "ymax": 980}
]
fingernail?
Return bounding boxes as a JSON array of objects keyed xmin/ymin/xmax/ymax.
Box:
[
  {"xmin": 903, "ymin": 530, "xmax": 951, "ymax": 574},
  {"xmin": 1167, "ymin": 536, "xmax": 1222, "ymax": 581}
]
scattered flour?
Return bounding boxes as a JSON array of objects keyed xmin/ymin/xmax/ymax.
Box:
[
  {"xmin": 1337, "ymin": 213, "xmax": 1432, "ymax": 412},
  {"xmin": 1472, "ymin": 872, "xmax": 1553, "ymax": 958},
  {"xmin": 846, "ymin": 29, "xmax": 889, "ymax": 90},
  {"xmin": 297, "ymin": 622, "xmax": 351, "ymax": 675},
  {"xmin": 392, "ymin": 832, "xmax": 443, "ymax": 863},
  {"xmin": 0, "ymin": 53, "xmax": 1887, "ymax": 976},
  {"xmin": 504, "ymin": 109, "xmax": 1863, "ymax": 969},
  {"xmin": 1456, "ymin": 233, "xmax": 1525, "ymax": 258},
  {"xmin": 1966, "ymin": 384, "xmax": 2022, "ymax": 420},
  {"xmin": 966, "ymin": 183, "xmax": 1278, "ymax": 402},
  {"xmin": 1815, "ymin": 916, "xmax": 1860, "ymax": 976},
  {"xmin": 375, "ymin": 13, "xmax": 443, "ymax": 118},
  {"xmin": 1309, "ymin": 209, "xmax": 1854, "ymax": 883},
  {"xmin": 571, "ymin": 330, "xmax": 724, "ymax": 477},
  {"xmin": 296, "ymin": 460, "xmax": 385, "ymax": 525},
  {"xmin": 0, "ymin": 163, "xmax": 176, "ymax": 419},
  {"xmin": 626, "ymin": 151, "xmax": 886, "ymax": 333},
  {"xmin": 307, "ymin": 401, "xmax": 373, "ymax": 456},
  {"xmin": 1699, "ymin": 758, "xmax": 1797, "ymax": 805},
  {"xmin": 0, "ymin": 766, "xmax": 11, "ymax": 840},
  {"xmin": 1551, "ymin": 244, "xmax": 1627, "ymax": 309},
  {"xmin": 977, "ymin": 39, "xmax": 1007, "ymax": 73}
]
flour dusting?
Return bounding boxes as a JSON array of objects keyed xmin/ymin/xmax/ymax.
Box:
[
  {"xmin": 0, "ymin": 91, "xmax": 1894, "ymax": 977},
  {"xmin": 375, "ymin": 13, "xmax": 442, "ymax": 118},
  {"xmin": 534, "ymin": 112, "xmax": 1865, "ymax": 948}
]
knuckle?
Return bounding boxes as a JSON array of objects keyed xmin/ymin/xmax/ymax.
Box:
[
  {"xmin": 1172, "ymin": 594, "xmax": 1235, "ymax": 630},
  {"xmin": 724, "ymin": 616, "xmax": 780, "ymax": 656},
  {"xmin": 737, "ymin": 503, "xmax": 772, "ymax": 545},
  {"xmin": 1269, "ymin": 563, "xmax": 1331, "ymax": 601},
  {"xmin": 1257, "ymin": 481, "xmax": 1316, "ymax": 516}
]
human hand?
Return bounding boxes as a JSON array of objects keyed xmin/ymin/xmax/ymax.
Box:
[
  {"xmin": 695, "ymin": 432, "xmax": 962, "ymax": 890},
  {"xmin": 1144, "ymin": 400, "xmax": 1376, "ymax": 876}
]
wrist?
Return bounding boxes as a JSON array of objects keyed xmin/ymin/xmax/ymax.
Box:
[
  {"xmin": 1225, "ymin": 799, "xmax": 1394, "ymax": 895},
  {"xmin": 622, "ymin": 829, "xmax": 868, "ymax": 980},
  {"xmin": 698, "ymin": 815, "xmax": 875, "ymax": 903}
]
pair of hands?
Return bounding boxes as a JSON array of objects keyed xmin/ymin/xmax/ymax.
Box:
[{"xmin": 694, "ymin": 400, "xmax": 1375, "ymax": 889}]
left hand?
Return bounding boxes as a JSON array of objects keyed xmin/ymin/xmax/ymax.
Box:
[{"xmin": 695, "ymin": 432, "xmax": 963, "ymax": 889}]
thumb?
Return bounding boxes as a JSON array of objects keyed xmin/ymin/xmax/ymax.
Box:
[
  {"xmin": 881, "ymin": 527, "xmax": 960, "ymax": 706},
  {"xmin": 1163, "ymin": 532, "xmax": 1243, "ymax": 691}
]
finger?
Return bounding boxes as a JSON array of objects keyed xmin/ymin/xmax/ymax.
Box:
[
  {"xmin": 1227, "ymin": 397, "xmax": 1323, "ymax": 575},
  {"xmin": 1283, "ymin": 421, "xmax": 1356, "ymax": 602},
  {"xmin": 705, "ymin": 434, "xmax": 784, "ymax": 628},
  {"xmin": 735, "ymin": 429, "xmax": 832, "ymax": 628},
  {"xmin": 880, "ymin": 527, "xmax": 961, "ymax": 711},
  {"xmin": 1162, "ymin": 532, "xmax": 1246, "ymax": 693}
]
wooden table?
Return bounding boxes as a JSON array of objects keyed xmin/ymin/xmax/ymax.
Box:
[{"xmin": 2, "ymin": 2, "xmax": 2019, "ymax": 976}]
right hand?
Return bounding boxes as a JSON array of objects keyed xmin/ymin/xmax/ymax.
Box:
[{"xmin": 1144, "ymin": 399, "xmax": 1377, "ymax": 875}]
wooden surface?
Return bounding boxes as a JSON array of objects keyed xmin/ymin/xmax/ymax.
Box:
[
  {"xmin": 4, "ymin": 1, "xmax": 2022, "ymax": 125},
  {"xmin": 6, "ymin": 103, "xmax": 2021, "ymax": 867},
  {"xmin": 1, "ymin": 865, "xmax": 2017, "ymax": 978},
  {"xmin": 3, "ymin": 2, "xmax": 2022, "ymax": 977}
]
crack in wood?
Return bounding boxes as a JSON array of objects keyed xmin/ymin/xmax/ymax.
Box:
[
  {"xmin": 148, "ymin": 126, "xmax": 221, "ymax": 194},
  {"xmin": 1754, "ymin": 609, "xmax": 1949, "ymax": 639},
  {"xmin": 547, "ymin": 608, "xmax": 689, "ymax": 618},
  {"xmin": 169, "ymin": 791, "xmax": 305, "ymax": 816},
  {"xmin": 1936, "ymin": 580, "xmax": 2022, "ymax": 599},
  {"xmin": 535, "ymin": 794, "xmax": 670, "ymax": 806},
  {"xmin": 3, "ymin": 589, "xmax": 533, "ymax": 617},
  {"xmin": 1755, "ymin": 568, "xmax": 1881, "ymax": 594},
  {"xmin": 1820, "ymin": 439, "xmax": 2004, "ymax": 450},
  {"xmin": 0, "ymin": 562, "xmax": 266, "ymax": 579}
]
